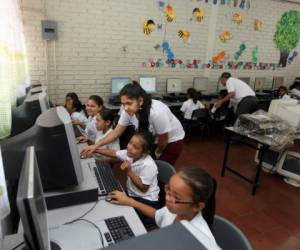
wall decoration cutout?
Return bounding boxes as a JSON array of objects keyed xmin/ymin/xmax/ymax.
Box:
[
  {"xmin": 212, "ymin": 51, "xmax": 226, "ymax": 63},
  {"xmin": 287, "ymin": 51, "xmax": 298, "ymax": 64},
  {"xmin": 254, "ymin": 19, "xmax": 262, "ymax": 31},
  {"xmin": 219, "ymin": 31, "xmax": 232, "ymax": 43},
  {"xmin": 233, "ymin": 0, "xmax": 238, "ymax": 7},
  {"xmin": 234, "ymin": 42, "xmax": 246, "ymax": 60},
  {"xmin": 213, "ymin": 0, "xmax": 218, "ymax": 5},
  {"xmin": 143, "ymin": 20, "xmax": 155, "ymax": 35},
  {"xmin": 157, "ymin": 1, "xmax": 166, "ymax": 10},
  {"xmin": 164, "ymin": 4, "xmax": 176, "ymax": 22},
  {"xmin": 252, "ymin": 46, "xmax": 258, "ymax": 64},
  {"xmin": 232, "ymin": 13, "xmax": 243, "ymax": 24},
  {"xmin": 157, "ymin": 23, "xmax": 163, "ymax": 30},
  {"xmin": 239, "ymin": 0, "xmax": 246, "ymax": 9},
  {"xmin": 192, "ymin": 8, "xmax": 205, "ymax": 22},
  {"xmin": 178, "ymin": 30, "xmax": 191, "ymax": 43},
  {"xmin": 162, "ymin": 41, "xmax": 175, "ymax": 60},
  {"xmin": 246, "ymin": 0, "xmax": 251, "ymax": 10},
  {"xmin": 274, "ymin": 10, "xmax": 300, "ymax": 67}
]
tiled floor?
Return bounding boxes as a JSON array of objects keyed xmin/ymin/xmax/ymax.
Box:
[{"xmin": 175, "ymin": 135, "xmax": 300, "ymax": 250}]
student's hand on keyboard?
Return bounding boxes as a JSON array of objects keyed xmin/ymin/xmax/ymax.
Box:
[
  {"xmin": 80, "ymin": 144, "xmax": 97, "ymax": 157},
  {"xmin": 108, "ymin": 191, "xmax": 131, "ymax": 206},
  {"xmin": 120, "ymin": 160, "xmax": 131, "ymax": 173},
  {"xmin": 76, "ymin": 136, "xmax": 88, "ymax": 144}
]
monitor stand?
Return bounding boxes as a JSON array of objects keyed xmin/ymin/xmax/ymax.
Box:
[
  {"xmin": 283, "ymin": 177, "xmax": 300, "ymax": 187},
  {"xmin": 51, "ymin": 241, "xmax": 62, "ymax": 250}
]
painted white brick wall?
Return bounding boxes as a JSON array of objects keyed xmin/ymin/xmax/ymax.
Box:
[{"xmin": 21, "ymin": 0, "xmax": 300, "ymax": 104}]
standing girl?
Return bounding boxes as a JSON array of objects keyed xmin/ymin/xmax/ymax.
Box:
[{"xmin": 81, "ymin": 83, "xmax": 185, "ymax": 165}]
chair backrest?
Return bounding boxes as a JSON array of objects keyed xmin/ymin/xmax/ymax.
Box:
[
  {"xmin": 155, "ymin": 160, "xmax": 176, "ymax": 206},
  {"xmin": 191, "ymin": 108, "xmax": 208, "ymax": 120},
  {"xmin": 212, "ymin": 215, "xmax": 252, "ymax": 250}
]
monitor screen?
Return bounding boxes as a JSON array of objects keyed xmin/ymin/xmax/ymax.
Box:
[
  {"xmin": 238, "ymin": 77, "xmax": 251, "ymax": 85},
  {"xmin": 17, "ymin": 146, "xmax": 50, "ymax": 250},
  {"xmin": 111, "ymin": 77, "xmax": 131, "ymax": 95},
  {"xmin": 272, "ymin": 77, "xmax": 284, "ymax": 90},
  {"xmin": 254, "ymin": 77, "xmax": 266, "ymax": 92},
  {"xmin": 139, "ymin": 76, "xmax": 156, "ymax": 93},
  {"xmin": 167, "ymin": 78, "xmax": 182, "ymax": 93},
  {"xmin": 281, "ymin": 154, "xmax": 300, "ymax": 175},
  {"xmin": 193, "ymin": 77, "xmax": 208, "ymax": 92}
]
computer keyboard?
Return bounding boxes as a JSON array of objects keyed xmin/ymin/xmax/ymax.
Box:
[
  {"xmin": 91, "ymin": 161, "xmax": 123, "ymax": 196},
  {"xmin": 105, "ymin": 216, "xmax": 135, "ymax": 243}
]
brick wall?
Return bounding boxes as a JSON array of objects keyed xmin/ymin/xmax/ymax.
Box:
[{"xmin": 21, "ymin": 0, "xmax": 300, "ymax": 103}]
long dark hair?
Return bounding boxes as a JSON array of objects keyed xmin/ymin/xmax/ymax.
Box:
[
  {"xmin": 179, "ymin": 167, "xmax": 216, "ymax": 229},
  {"xmin": 132, "ymin": 131, "xmax": 155, "ymax": 154},
  {"xmin": 187, "ymin": 88, "xmax": 198, "ymax": 104},
  {"xmin": 120, "ymin": 82, "xmax": 152, "ymax": 132},
  {"xmin": 66, "ymin": 92, "xmax": 84, "ymax": 112}
]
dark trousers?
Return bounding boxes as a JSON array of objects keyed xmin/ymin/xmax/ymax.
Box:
[
  {"xmin": 131, "ymin": 196, "xmax": 162, "ymax": 226},
  {"xmin": 158, "ymin": 140, "xmax": 184, "ymax": 165},
  {"xmin": 236, "ymin": 96, "xmax": 259, "ymax": 119}
]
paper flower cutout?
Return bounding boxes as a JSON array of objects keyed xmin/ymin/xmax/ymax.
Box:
[
  {"xmin": 212, "ymin": 51, "xmax": 226, "ymax": 63},
  {"xmin": 219, "ymin": 31, "xmax": 232, "ymax": 43},
  {"xmin": 254, "ymin": 19, "xmax": 262, "ymax": 31},
  {"xmin": 252, "ymin": 46, "xmax": 258, "ymax": 64},
  {"xmin": 234, "ymin": 43, "xmax": 246, "ymax": 60},
  {"xmin": 232, "ymin": 13, "xmax": 243, "ymax": 24},
  {"xmin": 192, "ymin": 8, "xmax": 205, "ymax": 22},
  {"xmin": 164, "ymin": 4, "xmax": 176, "ymax": 22},
  {"xmin": 143, "ymin": 20, "xmax": 155, "ymax": 35},
  {"xmin": 162, "ymin": 41, "xmax": 175, "ymax": 60}
]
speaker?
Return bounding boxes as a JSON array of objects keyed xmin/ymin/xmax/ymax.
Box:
[{"xmin": 41, "ymin": 20, "xmax": 57, "ymax": 41}]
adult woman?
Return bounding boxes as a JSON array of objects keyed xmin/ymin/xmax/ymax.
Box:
[{"xmin": 81, "ymin": 82, "xmax": 185, "ymax": 165}]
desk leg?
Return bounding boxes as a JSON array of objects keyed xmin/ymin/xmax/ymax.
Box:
[
  {"xmin": 252, "ymin": 145, "xmax": 268, "ymax": 195},
  {"xmin": 221, "ymin": 136, "xmax": 231, "ymax": 177}
]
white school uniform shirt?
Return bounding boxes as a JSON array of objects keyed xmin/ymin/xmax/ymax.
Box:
[
  {"xmin": 290, "ymin": 88, "xmax": 300, "ymax": 98},
  {"xmin": 116, "ymin": 150, "xmax": 159, "ymax": 201},
  {"xmin": 85, "ymin": 116, "xmax": 97, "ymax": 141},
  {"xmin": 180, "ymin": 99, "xmax": 205, "ymax": 120},
  {"xmin": 118, "ymin": 100, "xmax": 185, "ymax": 143},
  {"xmin": 226, "ymin": 77, "xmax": 255, "ymax": 110},
  {"xmin": 71, "ymin": 111, "xmax": 88, "ymax": 124},
  {"xmin": 155, "ymin": 207, "xmax": 217, "ymax": 246},
  {"xmin": 95, "ymin": 128, "xmax": 120, "ymax": 151}
]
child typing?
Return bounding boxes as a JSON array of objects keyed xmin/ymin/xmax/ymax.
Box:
[
  {"xmin": 108, "ymin": 167, "xmax": 219, "ymax": 249},
  {"xmin": 92, "ymin": 131, "xmax": 160, "ymax": 209},
  {"xmin": 94, "ymin": 109, "xmax": 120, "ymax": 160},
  {"xmin": 77, "ymin": 95, "xmax": 103, "ymax": 143}
]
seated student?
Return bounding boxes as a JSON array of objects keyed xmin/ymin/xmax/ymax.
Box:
[
  {"xmin": 93, "ymin": 131, "xmax": 160, "ymax": 212},
  {"xmin": 64, "ymin": 92, "xmax": 87, "ymax": 126},
  {"xmin": 94, "ymin": 109, "xmax": 120, "ymax": 161},
  {"xmin": 289, "ymin": 81, "xmax": 300, "ymax": 100},
  {"xmin": 108, "ymin": 167, "xmax": 220, "ymax": 249},
  {"xmin": 210, "ymin": 89, "xmax": 230, "ymax": 121},
  {"xmin": 180, "ymin": 88, "xmax": 205, "ymax": 121},
  {"xmin": 277, "ymin": 86, "xmax": 291, "ymax": 100},
  {"xmin": 77, "ymin": 95, "xmax": 104, "ymax": 143}
]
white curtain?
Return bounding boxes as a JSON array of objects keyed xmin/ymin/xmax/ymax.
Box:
[{"xmin": 0, "ymin": 0, "xmax": 30, "ymax": 139}]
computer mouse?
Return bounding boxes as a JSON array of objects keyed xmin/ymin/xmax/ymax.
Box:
[{"xmin": 105, "ymin": 197, "xmax": 112, "ymax": 202}]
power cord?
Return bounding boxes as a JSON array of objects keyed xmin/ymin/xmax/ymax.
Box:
[{"xmin": 10, "ymin": 241, "xmax": 24, "ymax": 250}]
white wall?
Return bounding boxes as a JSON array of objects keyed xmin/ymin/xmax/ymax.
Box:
[{"xmin": 21, "ymin": 0, "xmax": 300, "ymax": 103}]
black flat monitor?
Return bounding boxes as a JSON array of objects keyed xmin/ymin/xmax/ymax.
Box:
[
  {"xmin": 139, "ymin": 76, "xmax": 156, "ymax": 94},
  {"xmin": 17, "ymin": 146, "xmax": 61, "ymax": 250},
  {"xmin": 166, "ymin": 78, "xmax": 182, "ymax": 94},
  {"xmin": 111, "ymin": 77, "xmax": 131, "ymax": 95},
  {"xmin": 10, "ymin": 92, "xmax": 50, "ymax": 137},
  {"xmin": 1, "ymin": 106, "xmax": 83, "ymax": 190}
]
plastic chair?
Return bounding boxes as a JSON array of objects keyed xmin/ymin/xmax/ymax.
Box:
[
  {"xmin": 155, "ymin": 160, "xmax": 176, "ymax": 206},
  {"xmin": 188, "ymin": 108, "xmax": 210, "ymax": 136},
  {"xmin": 212, "ymin": 215, "xmax": 253, "ymax": 250}
]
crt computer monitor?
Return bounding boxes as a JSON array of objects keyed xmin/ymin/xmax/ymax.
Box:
[
  {"xmin": 111, "ymin": 77, "xmax": 131, "ymax": 95},
  {"xmin": 238, "ymin": 77, "xmax": 251, "ymax": 85},
  {"xmin": 1, "ymin": 106, "xmax": 83, "ymax": 190},
  {"xmin": 254, "ymin": 77, "xmax": 266, "ymax": 92},
  {"xmin": 10, "ymin": 92, "xmax": 50, "ymax": 137},
  {"xmin": 139, "ymin": 76, "xmax": 156, "ymax": 93},
  {"xmin": 272, "ymin": 76, "xmax": 284, "ymax": 90},
  {"xmin": 276, "ymin": 151, "xmax": 300, "ymax": 187},
  {"xmin": 193, "ymin": 77, "xmax": 208, "ymax": 92},
  {"xmin": 17, "ymin": 146, "xmax": 61, "ymax": 250},
  {"xmin": 166, "ymin": 78, "xmax": 182, "ymax": 94}
]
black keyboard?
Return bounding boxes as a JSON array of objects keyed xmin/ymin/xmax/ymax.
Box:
[
  {"xmin": 92, "ymin": 161, "xmax": 123, "ymax": 196},
  {"xmin": 105, "ymin": 216, "xmax": 135, "ymax": 243}
]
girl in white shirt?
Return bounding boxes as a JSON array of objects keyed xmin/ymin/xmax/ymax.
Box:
[
  {"xmin": 94, "ymin": 131, "xmax": 160, "ymax": 207},
  {"xmin": 94, "ymin": 109, "xmax": 119, "ymax": 161},
  {"xmin": 82, "ymin": 83, "xmax": 185, "ymax": 165},
  {"xmin": 64, "ymin": 92, "xmax": 87, "ymax": 125},
  {"xmin": 180, "ymin": 88, "xmax": 204, "ymax": 120},
  {"xmin": 108, "ymin": 167, "xmax": 219, "ymax": 249},
  {"xmin": 77, "ymin": 95, "xmax": 104, "ymax": 143}
]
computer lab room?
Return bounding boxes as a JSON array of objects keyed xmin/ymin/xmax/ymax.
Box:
[{"xmin": 1, "ymin": 0, "xmax": 300, "ymax": 249}]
